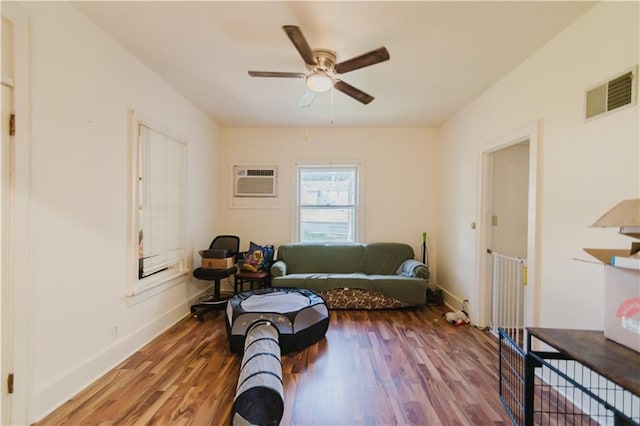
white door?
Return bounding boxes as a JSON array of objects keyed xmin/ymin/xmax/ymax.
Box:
[
  {"xmin": 1, "ymin": 74, "xmax": 14, "ymax": 426},
  {"xmin": 1, "ymin": 5, "xmax": 30, "ymax": 423}
]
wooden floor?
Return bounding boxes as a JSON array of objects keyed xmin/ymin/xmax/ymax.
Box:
[{"xmin": 36, "ymin": 304, "xmax": 512, "ymax": 425}]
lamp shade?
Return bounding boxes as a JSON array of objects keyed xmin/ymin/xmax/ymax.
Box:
[
  {"xmin": 592, "ymin": 199, "xmax": 640, "ymax": 227},
  {"xmin": 306, "ymin": 71, "xmax": 333, "ymax": 93},
  {"xmin": 591, "ymin": 198, "xmax": 640, "ymax": 239}
]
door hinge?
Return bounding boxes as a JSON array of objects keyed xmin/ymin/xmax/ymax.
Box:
[
  {"xmin": 9, "ymin": 114, "xmax": 15, "ymax": 136},
  {"xmin": 7, "ymin": 373, "xmax": 14, "ymax": 394}
]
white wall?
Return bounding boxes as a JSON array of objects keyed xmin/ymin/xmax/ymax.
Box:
[
  {"xmin": 438, "ymin": 2, "xmax": 639, "ymax": 328},
  {"xmin": 217, "ymin": 127, "xmax": 440, "ymax": 271},
  {"xmin": 20, "ymin": 3, "xmax": 221, "ymax": 421}
]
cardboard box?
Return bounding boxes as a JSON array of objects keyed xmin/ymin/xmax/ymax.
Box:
[
  {"xmin": 603, "ymin": 266, "xmax": 640, "ymax": 352},
  {"xmin": 201, "ymin": 256, "xmax": 235, "ymax": 270},
  {"xmin": 584, "ymin": 199, "xmax": 640, "ymax": 353},
  {"xmin": 199, "ymin": 249, "xmax": 231, "ymax": 259}
]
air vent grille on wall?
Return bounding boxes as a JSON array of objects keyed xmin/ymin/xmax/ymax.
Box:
[
  {"xmin": 233, "ymin": 166, "xmax": 278, "ymax": 198},
  {"xmin": 586, "ymin": 67, "xmax": 636, "ymax": 120},
  {"xmin": 607, "ymin": 72, "xmax": 633, "ymax": 110}
]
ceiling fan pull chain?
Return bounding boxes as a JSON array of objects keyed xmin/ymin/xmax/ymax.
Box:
[
  {"xmin": 304, "ymin": 106, "xmax": 310, "ymax": 141},
  {"xmin": 329, "ymin": 85, "xmax": 334, "ymax": 126}
]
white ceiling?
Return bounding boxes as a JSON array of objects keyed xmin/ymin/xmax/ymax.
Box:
[{"xmin": 73, "ymin": 1, "xmax": 596, "ymax": 128}]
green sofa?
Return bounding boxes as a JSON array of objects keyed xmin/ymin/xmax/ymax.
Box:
[{"xmin": 270, "ymin": 242, "xmax": 429, "ymax": 308}]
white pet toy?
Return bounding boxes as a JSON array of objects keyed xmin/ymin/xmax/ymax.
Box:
[{"xmin": 443, "ymin": 310, "xmax": 470, "ymax": 326}]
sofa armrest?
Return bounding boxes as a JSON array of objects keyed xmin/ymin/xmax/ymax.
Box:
[
  {"xmin": 271, "ymin": 260, "xmax": 287, "ymax": 278},
  {"xmin": 396, "ymin": 259, "xmax": 430, "ymax": 281}
]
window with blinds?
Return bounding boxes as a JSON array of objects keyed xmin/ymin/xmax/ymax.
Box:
[
  {"xmin": 297, "ymin": 165, "xmax": 359, "ymax": 243},
  {"xmin": 137, "ymin": 123, "xmax": 186, "ymax": 280}
]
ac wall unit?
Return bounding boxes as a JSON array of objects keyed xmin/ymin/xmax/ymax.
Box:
[
  {"xmin": 585, "ymin": 67, "xmax": 637, "ymax": 120},
  {"xmin": 233, "ymin": 166, "xmax": 278, "ymax": 198}
]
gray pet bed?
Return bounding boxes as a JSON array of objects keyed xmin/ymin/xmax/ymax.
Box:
[{"xmin": 225, "ymin": 287, "xmax": 329, "ymax": 355}]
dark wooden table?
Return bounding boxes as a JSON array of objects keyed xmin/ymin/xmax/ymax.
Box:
[{"xmin": 527, "ymin": 327, "xmax": 640, "ymax": 397}]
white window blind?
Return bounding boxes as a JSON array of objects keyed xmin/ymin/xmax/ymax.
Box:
[{"xmin": 138, "ymin": 124, "xmax": 185, "ymax": 278}]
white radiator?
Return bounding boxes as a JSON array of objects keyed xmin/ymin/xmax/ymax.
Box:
[{"xmin": 488, "ymin": 249, "xmax": 527, "ymax": 346}]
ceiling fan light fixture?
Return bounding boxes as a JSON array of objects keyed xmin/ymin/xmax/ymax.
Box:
[
  {"xmin": 306, "ymin": 71, "xmax": 333, "ymax": 93},
  {"xmin": 248, "ymin": 26, "xmax": 388, "ymax": 105}
]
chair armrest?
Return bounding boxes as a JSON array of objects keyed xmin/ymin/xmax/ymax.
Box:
[
  {"xmin": 270, "ymin": 260, "xmax": 287, "ymax": 278},
  {"xmin": 396, "ymin": 259, "xmax": 430, "ymax": 280}
]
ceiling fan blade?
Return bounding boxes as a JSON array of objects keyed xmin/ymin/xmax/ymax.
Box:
[
  {"xmin": 248, "ymin": 71, "xmax": 306, "ymax": 78},
  {"xmin": 282, "ymin": 25, "xmax": 317, "ymax": 66},
  {"xmin": 334, "ymin": 80, "xmax": 374, "ymax": 105},
  {"xmin": 334, "ymin": 47, "xmax": 390, "ymax": 74},
  {"xmin": 297, "ymin": 89, "xmax": 316, "ymax": 107}
]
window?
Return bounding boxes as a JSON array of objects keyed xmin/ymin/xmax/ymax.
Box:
[
  {"xmin": 128, "ymin": 111, "xmax": 187, "ymax": 296},
  {"xmin": 297, "ymin": 165, "xmax": 359, "ymax": 242}
]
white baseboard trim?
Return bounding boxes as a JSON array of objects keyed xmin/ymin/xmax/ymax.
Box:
[
  {"xmin": 32, "ymin": 290, "xmax": 208, "ymax": 422},
  {"xmin": 438, "ymin": 286, "xmax": 466, "ymax": 315}
]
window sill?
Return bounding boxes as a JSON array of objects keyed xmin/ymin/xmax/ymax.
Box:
[{"xmin": 126, "ymin": 268, "xmax": 189, "ymax": 299}]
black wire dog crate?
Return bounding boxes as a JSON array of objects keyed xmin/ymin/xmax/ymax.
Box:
[{"xmin": 498, "ymin": 327, "xmax": 640, "ymax": 425}]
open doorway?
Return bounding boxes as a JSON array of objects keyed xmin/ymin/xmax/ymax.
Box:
[
  {"xmin": 490, "ymin": 143, "xmax": 529, "ymax": 259},
  {"xmin": 475, "ymin": 121, "xmax": 542, "ymax": 347},
  {"xmin": 487, "ymin": 142, "xmax": 529, "ymax": 345}
]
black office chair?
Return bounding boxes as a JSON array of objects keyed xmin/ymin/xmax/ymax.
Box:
[{"xmin": 191, "ymin": 235, "xmax": 240, "ymax": 321}]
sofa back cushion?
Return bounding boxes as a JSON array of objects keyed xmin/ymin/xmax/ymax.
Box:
[
  {"xmin": 277, "ymin": 243, "xmax": 365, "ymax": 274},
  {"xmin": 362, "ymin": 243, "xmax": 415, "ymax": 275}
]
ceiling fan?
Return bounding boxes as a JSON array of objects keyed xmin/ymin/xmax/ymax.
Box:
[{"xmin": 248, "ymin": 25, "xmax": 390, "ymax": 106}]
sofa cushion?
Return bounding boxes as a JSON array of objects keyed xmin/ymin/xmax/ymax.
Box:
[
  {"xmin": 276, "ymin": 243, "xmax": 365, "ymax": 274},
  {"xmin": 362, "ymin": 242, "xmax": 415, "ymax": 275},
  {"xmin": 370, "ymin": 276, "xmax": 428, "ymax": 305},
  {"xmin": 272, "ymin": 274, "xmax": 330, "ymax": 291},
  {"xmin": 327, "ymin": 273, "xmax": 375, "ymax": 291}
]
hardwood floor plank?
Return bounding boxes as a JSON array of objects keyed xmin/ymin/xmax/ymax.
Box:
[{"xmin": 35, "ymin": 305, "xmax": 514, "ymax": 425}]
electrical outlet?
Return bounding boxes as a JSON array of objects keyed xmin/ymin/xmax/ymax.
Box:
[{"xmin": 111, "ymin": 325, "xmax": 119, "ymax": 339}]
